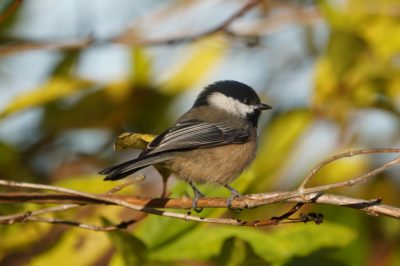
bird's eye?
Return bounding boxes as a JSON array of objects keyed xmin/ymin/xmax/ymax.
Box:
[{"xmin": 242, "ymin": 98, "xmax": 250, "ymax": 104}]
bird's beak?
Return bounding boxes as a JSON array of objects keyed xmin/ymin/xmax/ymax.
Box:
[{"xmin": 256, "ymin": 103, "xmax": 272, "ymax": 110}]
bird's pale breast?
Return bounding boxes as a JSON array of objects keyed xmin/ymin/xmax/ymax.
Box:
[{"xmin": 165, "ymin": 138, "xmax": 257, "ymax": 185}]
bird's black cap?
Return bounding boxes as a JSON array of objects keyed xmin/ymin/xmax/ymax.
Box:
[{"xmin": 193, "ymin": 80, "xmax": 262, "ymax": 107}]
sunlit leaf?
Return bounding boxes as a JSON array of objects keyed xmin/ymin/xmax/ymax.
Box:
[
  {"xmin": 161, "ymin": 35, "xmax": 227, "ymax": 94},
  {"xmin": 55, "ymin": 174, "xmax": 137, "ymax": 195},
  {"xmin": 0, "ymin": 77, "xmax": 94, "ymax": 119},
  {"xmin": 243, "ymin": 110, "xmax": 314, "ymax": 192},
  {"xmin": 131, "ymin": 48, "xmax": 152, "ymax": 87},
  {"xmin": 29, "ymin": 227, "xmax": 110, "ymax": 266},
  {"xmin": 0, "ymin": 221, "xmax": 51, "ymax": 257},
  {"xmin": 147, "ymin": 223, "xmax": 356, "ymax": 264},
  {"xmin": 103, "ymin": 218, "xmax": 148, "ymax": 266},
  {"xmin": 214, "ymin": 237, "xmax": 270, "ymax": 266},
  {"xmin": 114, "ymin": 132, "xmax": 155, "ymax": 151},
  {"xmin": 134, "ymin": 182, "xmax": 201, "ymax": 250},
  {"xmin": 312, "ymin": 150, "xmax": 369, "ymax": 185}
]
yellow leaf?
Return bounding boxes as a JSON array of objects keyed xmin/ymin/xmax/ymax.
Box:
[
  {"xmin": 161, "ymin": 35, "xmax": 227, "ymax": 94},
  {"xmin": 30, "ymin": 208, "xmax": 120, "ymax": 266},
  {"xmin": 312, "ymin": 150, "xmax": 369, "ymax": 185},
  {"xmin": 132, "ymin": 47, "xmax": 152, "ymax": 87},
  {"xmin": 104, "ymin": 80, "xmax": 132, "ymax": 102},
  {"xmin": 243, "ymin": 110, "xmax": 314, "ymax": 191},
  {"xmin": 114, "ymin": 132, "xmax": 156, "ymax": 151},
  {"xmin": 362, "ymin": 18, "xmax": 400, "ymax": 62},
  {"xmin": 0, "ymin": 77, "xmax": 93, "ymax": 119}
]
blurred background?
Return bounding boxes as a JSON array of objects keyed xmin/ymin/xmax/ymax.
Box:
[{"xmin": 0, "ymin": 0, "xmax": 399, "ymax": 265}]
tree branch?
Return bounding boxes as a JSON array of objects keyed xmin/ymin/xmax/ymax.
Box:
[
  {"xmin": 0, "ymin": 148, "xmax": 399, "ymax": 230},
  {"xmin": 0, "ymin": 1, "xmax": 321, "ymax": 56}
]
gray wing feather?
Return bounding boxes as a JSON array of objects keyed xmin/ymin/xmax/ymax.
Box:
[{"xmin": 142, "ymin": 120, "xmax": 249, "ymax": 156}]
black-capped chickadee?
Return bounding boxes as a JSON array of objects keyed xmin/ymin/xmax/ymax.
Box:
[{"xmin": 99, "ymin": 80, "xmax": 272, "ymax": 210}]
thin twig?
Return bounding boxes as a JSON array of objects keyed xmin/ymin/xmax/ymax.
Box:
[
  {"xmin": 248, "ymin": 155, "xmax": 400, "ymax": 207},
  {"xmin": 0, "ymin": 179, "xmax": 249, "ymax": 226},
  {"xmin": 112, "ymin": 0, "xmax": 263, "ymax": 45},
  {"xmin": 1, "ymin": 192, "xmax": 397, "ymax": 219},
  {"xmin": 0, "ymin": 149, "xmax": 399, "ymax": 228},
  {"xmin": 298, "ymin": 148, "xmax": 400, "ymax": 190},
  {"xmin": 25, "ymin": 216, "xmax": 137, "ymax": 231}
]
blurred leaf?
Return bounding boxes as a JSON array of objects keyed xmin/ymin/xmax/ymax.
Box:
[
  {"xmin": 362, "ymin": 18, "xmax": 400, "ymax": 62},
  {"xmin": 245, "ymin": 110, "xmax": 314, "ymax": 192},
  {"xmin": 103, "ymin": 218, "xmax": 148, "ymax": 266},
  {"xmin": 214, "ymin": 237, "xmax": 270, "ymax": 266},
  {"xmin": 0, "ymin": 142, "xmax": 33, "ymax": 182},
  {"xmin": 131, "ymin": 48, "xmax": 152, "ymax": 87},
  {"xmin": 134, "ymin": 182, "xmax": 201, "ymax": 250},
  {"xmin": 0, "ymin": 77, "xmax": 94, "ymax": 119},
  {"xmin": 161, "ymin": 36, "xmax": 227, "ymax": 94},
  {"xmin": 30, "ymin": 227, "xmax": 110, "ymax": 266},
  {"xmin": 55, "ymin": 174, "xmax": 137, "ymax": 194},
  {"xmin": 0, "ymin": 0, "xmax": 22, "ymax": 29},
  {"xmin": 326, "ymin": 31, "xmax": 366, "ymax": 79},
  {"xmin": 285, "ymin": 250, "xmax": 348, "ymax": 266},
  {"xmin": 147, "ymin": 223, "xmax": 356, "ymax": 264},
  {"xmin": 114, "ymin": 132, "xmax": 155, "ymax": 151},
  {"xmin": 51, "ymin": 51, "xmax": 80, "ymax": 76},
  {"xmin": 0, "ymin": 220, "xmax": 51, "ymax": 257},
  {"xmin": 103, "ymin": 80, "xmax": 133, "ymax": 102},
  {"xmin": 315, "ymin": 0, "xmax": 400, "ymax": 123},
  {"xmin": 312, "ymin": 150, "xmax": 369, "ymax": 185}
]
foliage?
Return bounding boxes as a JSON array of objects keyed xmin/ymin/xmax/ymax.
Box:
[{"xmin": 0, "ymin": 0, "xmax": 399, "ymax": 265}]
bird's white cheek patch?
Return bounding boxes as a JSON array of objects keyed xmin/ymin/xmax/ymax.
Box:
[{"xmin": 208, "ymin": 92, "xmax": 255, "ymax": 117}]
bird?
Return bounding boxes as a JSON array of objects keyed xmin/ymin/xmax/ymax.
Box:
[{"xmin": 99, "ymin": 80, "xmax": 272, "ymax": 211}]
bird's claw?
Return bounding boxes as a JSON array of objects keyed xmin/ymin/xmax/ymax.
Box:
[
  {"xmin": 192, "ymin": 193, "xmax": 205, "ymax": 213},
  {"xmin": 224, "ymin": 184, "xmax": 241, "ymax": 211},
  {"xmin": 189, "ymin": 181, "xmax": 205, "ymax": 213}
]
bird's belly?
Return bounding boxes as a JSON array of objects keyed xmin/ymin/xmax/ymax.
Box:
[{"xmin": 166, "ymin": 141, "xmax": 257, "ymax": 185}]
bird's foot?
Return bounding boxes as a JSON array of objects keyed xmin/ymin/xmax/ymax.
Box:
[
  {"xmin": 224, "ymin": 184, "xmax": 241, "ymax": 211},
  {"xmin": 189, "ymin": 181, "xmax": 205, "ymax": 213}
]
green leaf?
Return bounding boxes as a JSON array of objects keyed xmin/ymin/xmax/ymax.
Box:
[
  {"xmin": 134, "ymin": 182, "xmax": 201, "ymax": 250},
  {"xmin": 131, "ymin": 48, "xmax": 152, "ymax": 87},
  {"xmin": 147, "ymin": 223, "xmax": 356, "ymax": 264},
  {"xmin": 30, "ymin": 227, "xmax": 110, "ymax": 266},
  {"xmin": 245, "ymin": 109, "xmax": 314, "ymax": 192},
  {"xmin": 103, "ymin": 218, "xmax": 148, "ymax": 266},
  {"xmin": 214, "ymin": 237, "xmax": 270, "ymax": 266}
]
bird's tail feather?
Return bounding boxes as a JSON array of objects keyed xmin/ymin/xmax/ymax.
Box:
[{"xmin": 99, "ymin": 153, "xmax": 175, "ymax": 181}]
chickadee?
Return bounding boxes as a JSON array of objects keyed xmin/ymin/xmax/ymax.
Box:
[{"xmin": 99, "ymin": 80, "xmax": 271, "ymax": 210}]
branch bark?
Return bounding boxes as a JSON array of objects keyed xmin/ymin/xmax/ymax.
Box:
[{"xmin": 0, "ymin": 148, "xmax": 399, "ymax": 230}]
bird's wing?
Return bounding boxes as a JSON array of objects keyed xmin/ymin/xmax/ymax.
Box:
[{"xmin": 141, "ymin": 119, "xmax": 250, "ymax": 156}]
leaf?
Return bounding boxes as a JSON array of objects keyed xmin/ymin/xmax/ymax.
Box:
[
  {"xmin": 161, "ymin": 35, "xmax": 227, "ymax": 94},
  {"xmin": 134, "ymin": 182, "xmax": 201, "ymax": 250},
  {"xmin": 244, "ymin": 110, "xmax": 314, "ymax": 192},
  {"xmin": 131, "ymin": 48, "xmax": 152, "ymax": 87},
  {"xmin": 55, "ymin": 174, "xmax": 137, "ymax": 195},
  {"xmin": 312, "ymin": 151, "xmax": 369, "ymax": 185},
  {"xmin": 103, "ymin": 218, "xmax": 148, "ymax": 266},
  {"xmin": 30, "ymin": 227, "xmax": 110, "ymax": 266},
  {"xmin": 147, "ymin": 223, "xmax": 356, "ymax": 264},
  {"xmin": 0, "ymin": 77, "xmax": 94, "ymax": 119},
  {"xmin": 114, "ymin": 133, "xmax": 155, "ymax": 151},
  {"xmin": 214, "ymin": 237, "xmax": 270, "ymax": 266}
]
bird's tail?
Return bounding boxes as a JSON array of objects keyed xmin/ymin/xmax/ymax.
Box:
[{"xmin": 99, "ymin": 153, "xmax": 175, "ymax": 181}]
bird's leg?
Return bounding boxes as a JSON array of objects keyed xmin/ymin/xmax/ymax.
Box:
[
  {"xmin": 189, "ymin": 181, "xmax": 205, "ymax": 213},
  {"xmin": 223, "ymin": 184, "xmax": 241, "ymax": 210}
]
